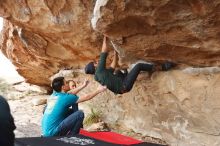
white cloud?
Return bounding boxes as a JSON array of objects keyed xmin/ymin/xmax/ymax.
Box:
[
  {"xmin": 0, "ymin": 52, "xmax": 24, "ymax": 83},
  {"xmin": 0, "ymin": 17, "xmax": 24, "ymax": 83}
]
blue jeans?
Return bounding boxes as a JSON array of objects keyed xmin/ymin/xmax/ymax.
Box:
[
  {"xmin": 122, "ymin": 63, "xmax": 153, "ymax": 92},
  {"xmin": 56, "ymin": 104, "xmax": 84, "ymax": 136}
]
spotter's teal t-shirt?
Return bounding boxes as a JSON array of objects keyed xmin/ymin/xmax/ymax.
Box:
[{"xmin": 42, "ymin": 91, "xmax": 79, "ymax": 136}]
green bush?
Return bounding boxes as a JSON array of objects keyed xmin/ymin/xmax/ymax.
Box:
[
  {"xmin": 0, "ymin": 78, "xmax": 11, "ymax": 95},
  {"xmin": 84, "ymin": 108, "xmax": 102, "ymax": 126}
]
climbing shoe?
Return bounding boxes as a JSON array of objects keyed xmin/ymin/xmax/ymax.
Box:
[{"xmin": 161, "ymin": 61, "xmax": 176, "ymax": 71}]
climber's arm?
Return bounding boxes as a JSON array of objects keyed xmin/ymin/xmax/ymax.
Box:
[
  {"xmin": 97, "ymin": 36, "xmax": 108, "ymax": 71},
  {"xmin": 101, "ymin": 36, "xmax": 108, "ymax": 53},
  {"xmin": 110, "ymin": 50, "xmax": 119, "ymax": 69}
]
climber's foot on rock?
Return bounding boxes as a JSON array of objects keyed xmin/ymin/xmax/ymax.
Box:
[{"xmin": 161, "ymin": 61, "xmax": 177, "ymax": 71}]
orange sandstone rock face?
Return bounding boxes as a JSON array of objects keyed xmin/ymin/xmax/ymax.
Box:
[
  {"xmin": 0, "ymin": 0, "xmax": 101, "ymax": 87},
  {"xmin": 85, "ymin": 69, "xmax": 220, "ymax": 146},
  {"xmin": 92, "ymin": 0, "xmax": 220, "ymax": 65},
  {"xmin": 1, "ymin": 0, "xmax": 220, "ymax": 87}
]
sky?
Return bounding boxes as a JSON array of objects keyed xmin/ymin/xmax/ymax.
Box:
[{"xmin": 0, "ymin": 17, "xmax": 24, "ymax": 83}]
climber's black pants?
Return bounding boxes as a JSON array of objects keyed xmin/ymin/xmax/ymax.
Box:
[{"xmin": 122, "ymin": 63, "xmax": 153, "ymax": 93}]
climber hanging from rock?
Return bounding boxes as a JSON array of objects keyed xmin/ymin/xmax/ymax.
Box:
[{"xmin": 85, "ymin": 35, "xmax": 175, "ymax": 94}]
